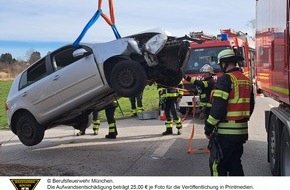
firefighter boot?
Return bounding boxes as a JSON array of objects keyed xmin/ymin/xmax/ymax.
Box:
[
  {"xmin": 162, "ymin": 128, "xmax": 173, "ymax": 135},
  {"xmin": 162, "ymin": 120, "xmax": 173, "ymax": 135},
  {"xmin": 105, "ymin": 123, "xmax": 117, "ymax": 139},
  {"xmin": 76, "ymin": 130, "xmax": 85, "ymax": 136},
  {"xmin": 93, "ymin": 119, "xmax": 100, "ymax": 135}
]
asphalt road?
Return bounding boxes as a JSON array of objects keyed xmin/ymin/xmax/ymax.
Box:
[{"xmin": 0, "ymin": 96, "xmax": 278, "ymax": 176}]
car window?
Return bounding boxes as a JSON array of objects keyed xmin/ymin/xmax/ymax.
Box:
[
  {"xmin": 52, "ymin": 46, "xmax": 90, "ymax": 71},
  {"xmin": 19, "ymin": 58, "xmax": 47, "ymax": 90}
]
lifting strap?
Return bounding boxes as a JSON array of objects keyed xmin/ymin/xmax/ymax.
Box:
[
  {"xmin": 187, "ymin": 96, "xmax": 210, "ymax": 154},
  {"xmin": 73, "ymin": 0, "xmax": 121, "ymax": 48}
]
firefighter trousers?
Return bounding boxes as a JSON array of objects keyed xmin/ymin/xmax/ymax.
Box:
[
  {"xmin": 164, "ymin": 98, "xmax": 179, "ymax": 121},
  {"xmin": 209, "ymin": 138, "xmax": 245, "ymax": 176}
]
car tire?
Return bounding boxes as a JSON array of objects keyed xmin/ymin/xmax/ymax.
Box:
[
  {"xmin": 16, "ymin": 112, "xmax": 45, "ymax": 146},
  {"xmin": 73, "ymin": 113, "xmax": 93, "ymax": 131},
  {"xmin": 110, "ymin": 60, "xmax": 147, "ymax": 97}
]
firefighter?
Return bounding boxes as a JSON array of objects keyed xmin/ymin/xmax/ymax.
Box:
[
  {"xmin": 158, "ymin": 82, "xmax": 184, "ymax": 135},
  {"xmin": 129, "ymin": 91, "xmax": 144, "ymax": 116},
  {"xmin": 76, "ymin": 101, "xmax": 118, "ymax": 139},
  {"xmin": 204, "ymin": 49, "xmax": 255, "ymax": 176},
  {"xmin": 183, "ymin": 64, "xmax": 215, "ymax": 121}
]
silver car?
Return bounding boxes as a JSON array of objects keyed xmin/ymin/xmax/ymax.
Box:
[{"xmin": 5, "ymin": 28, "xmax": 194, "ymax": 146}]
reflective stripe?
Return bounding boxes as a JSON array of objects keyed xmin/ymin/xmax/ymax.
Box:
[
  {"xmin": 202, "ymin": 81, "xmax": 209, "ymax": 87},
  {"xmin": 109, "ymin": 128, "xmax": 115, "ymax": 133},
  {"xmin": 229, "ymin": 98, "xmax": 251, "ymax": 104},
  {"xmin": 109, "ymin": 123, "xmax": 116, "ymax": 127},
  {"xmin": 93, "ymin": 119, "xmax": 100, "ymax": 125},
  {"xmin": 207, "ymin": 115, "xmax": 219, "ymax": 126},
  {"xmin": 190, "ymin": 78, "xmax": 195, "ymax": 84},
  {"xmin": 161, "ymin": 93, "xmax": 179, "ymax": 98},
  {"xmin": 218, "ymin": 122, "xmax": 248, "ymax": 135},
  {"xmin": 137, "ymin": 107, "xmax": 144, "ymax": 113},
  {"xmin": 213, "ymin": 89, "xmax": 229, "ymax": 100},
  {"xmin": 165, "ymin": 120, "xmax": 173, "ymax": 128},
  {"xmin": 200, "ymin": 102, "xmax": 212, "ymax": 107},
  {"xmin": 165, "ymin": 120, "xmax": 173, "ymax": 124},
  {"xmin": 200, "ymin": 93, "xmax": 206, "ymax": 99},
  {"xmin": 174, "ymin": 118, "xmax": 182, "ymax": 123},
  {"xmin": 226, "ymin": 111, "xmax": 251, "ymax": 117},
  {"xmin": 109, "ymin": 123, "xmax": 116, "ymax": 133},
  {"xmin": 218, "ymin": 128, "xmax": 248, "ymax": 135},
  {"xmin": 212, "ymin": 160, "xmax": 218, "ymax": 176}
]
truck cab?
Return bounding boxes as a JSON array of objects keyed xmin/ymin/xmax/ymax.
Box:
[{"xmin": 179, "ymin": 29, "xmax": 255, "ymax": 115}]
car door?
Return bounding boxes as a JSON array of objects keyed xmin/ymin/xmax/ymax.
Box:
[
  {"xmin": 50, "ymin": 45, "xmax": 104, "ymax": 113},
  {"xmin": 18, "ymin": 57, "xmax": 60, "ymax": 121}
]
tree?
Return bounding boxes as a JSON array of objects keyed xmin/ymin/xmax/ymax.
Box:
[
  {"xmin": 0, "ymin": 53, "xmax": 13, "ymax": 64},
  {"xmin": 28, "ymin": 51, "xmax": 41, "ymax": 64}
]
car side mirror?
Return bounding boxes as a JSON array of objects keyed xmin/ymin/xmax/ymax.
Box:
[
  {"xmin": 144, "ymin": 33, "xmax": 167, "ymax": 55},
  {"xmin": 73, "ymin": 48, "xmax": 92, "ymax": 57}
]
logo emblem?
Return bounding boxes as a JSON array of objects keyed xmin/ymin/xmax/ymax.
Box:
[{"xmin": 10, "ymin": 179, "xmax": 40, "ymax": 190}]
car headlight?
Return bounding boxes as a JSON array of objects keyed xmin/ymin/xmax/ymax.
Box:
[{"xmin": 144, "ymin": 33, "xmax": 168, "ymax": 55}]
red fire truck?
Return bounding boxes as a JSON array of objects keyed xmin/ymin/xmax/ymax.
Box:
[
  {"xmin": 255, "ymin": 0, "xmax": 290, "ymax": 176},
  {"xmin": 179, "ymin": 29, "xmax": 255, "ymax": 114}
]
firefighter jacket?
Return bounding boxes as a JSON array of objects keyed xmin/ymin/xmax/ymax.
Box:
[
  {"xmin": 185, "ymin": 76, "xmax": 215, "ymax": 108},
  {"xmin": 158, "ymin": 82, "xmax": 184, "ymax": 99},
  {"xmin": 204, "ymin": 68, "xmax": 255, "ymax": 142}
]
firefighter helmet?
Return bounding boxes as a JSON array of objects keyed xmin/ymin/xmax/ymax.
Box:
[
  {"xmin": 200, "ymin": 64, "xmax": 214, "ymax": 74},
  {"xmin": 217, "ymin": 49, "xmax": 244, "ymax": 64}
]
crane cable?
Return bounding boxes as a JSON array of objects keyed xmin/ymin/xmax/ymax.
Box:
[{"xmin": 73, "ymin": 0, "xmax": 121, "ymax": 48}]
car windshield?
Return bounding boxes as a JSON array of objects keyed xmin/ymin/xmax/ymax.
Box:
[{"xmin": 182, "ymin": 47, "xmax": 228, "ymax": 74}]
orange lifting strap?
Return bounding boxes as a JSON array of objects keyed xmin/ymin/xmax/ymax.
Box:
[
  {"xmin": 187, "ymin": 96, "xmax": 210, "ymax": 154},
  {"xmin": 98, "ymin": 0, "xmax": 115, "ymax": 26}
]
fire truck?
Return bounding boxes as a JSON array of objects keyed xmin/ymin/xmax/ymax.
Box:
[
  {"xmin": 255, "ymin": 0, "xmax": 290, "ymax": 176},
  {"xmin": 179, "ymin": 29, "xmax": 255, "ymax": 115}
]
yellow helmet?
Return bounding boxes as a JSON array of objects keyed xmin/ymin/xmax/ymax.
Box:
[{"xmin": 217, "ymin": 49, "xmax": 244, "ymax": 64}]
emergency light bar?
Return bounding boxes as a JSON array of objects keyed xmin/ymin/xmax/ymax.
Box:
[{"xmin": 220, "ymin": 33, "xmax": 228, "ymax": 41}]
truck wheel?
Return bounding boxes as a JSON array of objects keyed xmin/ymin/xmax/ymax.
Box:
[
  {"xmin": 16, "ymin": 112, "xmax": 45, "ymax": 146},
  {"xmin": 73, "ymin": 113, "xmax": 93, "ymax": 131},
  {"xmin": 280, "ymin": 127, "xmax": 290, "ymax": 176},
  {"xmin": 268, "ymin": 114, "xmax": 280, "ymax": 176},
  {"xmin": 110, "ymin": 60, "xmax": 147, "ymax": 97}
]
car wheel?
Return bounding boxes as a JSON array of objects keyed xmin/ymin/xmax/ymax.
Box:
[
  {"xmin": 110, "ymin": 60, "xmax": 147, "ymax": 97},
  {"xmin": 16, "ymin": 112, "xmax": 45, "ymax": 146},
  {"xmin": 73, "ymin": 113, "xmax": 93, "ymax": 131}
]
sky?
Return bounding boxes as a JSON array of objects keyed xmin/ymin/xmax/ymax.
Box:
[{"xmin": 0, "ymin": 0, "xmax": 256, "ymax": 60}]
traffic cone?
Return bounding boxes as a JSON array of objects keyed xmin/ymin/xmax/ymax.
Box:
[{"xmin": 160, "ymin": 110, "xmax": 166, "ymax": 121}]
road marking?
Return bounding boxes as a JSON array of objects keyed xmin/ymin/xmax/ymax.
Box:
[{"xmin": 151, "ymin": 138, "xmax": 175, "ymax": 159}]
